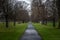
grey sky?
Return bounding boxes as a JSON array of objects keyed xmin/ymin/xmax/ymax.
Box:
[
  {"xmin": 17, "ymin": 0, "xmax": 46, "ymax": 16},
  {"xmin": 17, "ymin": 0, "xmax": 32, "ymax": 10},
  {"xmin": 17, "ymin": 0, "xmax": 47, "ymax": 9},
  {"xmin": 17, "ymin": 0, "xmax": 32, "ymax": 4},
  {"xmin": 42, "ymin": 0, "xmax": 46, "ymax": 3}
]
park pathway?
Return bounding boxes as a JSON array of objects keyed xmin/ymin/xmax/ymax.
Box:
[{"xmin": 20, "ymin": 22, "xmax": 42, "ymax": 40}]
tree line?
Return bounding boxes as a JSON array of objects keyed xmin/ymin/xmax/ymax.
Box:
[
  {"xmin": 31, "ymin": 0, "xmax": 60, "ymax": 28},
  {"xmin": 0, "ymin": 0, "xmax": 29, "ymax": 28}
]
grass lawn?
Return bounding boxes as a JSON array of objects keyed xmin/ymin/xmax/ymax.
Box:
[
  {"xmin": 0, "ymin": 22, "xmax": 27, "ymax": 40},
  {"xmin": 33, "ymin": 23, "xmax": 60, "ymax": 40}
]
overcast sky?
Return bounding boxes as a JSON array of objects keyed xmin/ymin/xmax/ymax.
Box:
[
  {"xmin": 42, "ymin": 0, "xmax": 46, "ymax": 3},
  {"xmin": 17, "ymin": 0, "xmax": 32, "ymax": 4},
  {"xmin": 17, "ymin": 0, "xmax": 46, "ymax": 15},
  {"xmin": 17, "ymin": 0, "xmax": 32, "ymax": 10},
  {"xmin": 17, "ymin": 0, "xmax": 47, "ymax": 10}
]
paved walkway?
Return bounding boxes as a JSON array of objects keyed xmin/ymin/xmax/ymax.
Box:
[{"xmin": 20, "ymin": 23, "xmax": 42, "ymax": 40}]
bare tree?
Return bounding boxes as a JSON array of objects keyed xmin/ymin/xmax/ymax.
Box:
[{"xmin": 56, "ymin": 0, "xmax": 60, "ymax": 28}]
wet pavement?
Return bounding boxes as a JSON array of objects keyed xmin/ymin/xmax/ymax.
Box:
[{"xmin": 20, "ymin": 23, "xmax": 42, "ymax": 40}]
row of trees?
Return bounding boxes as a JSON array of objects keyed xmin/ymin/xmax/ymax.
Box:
[
  {"xmin": 31, "ymin": 0, "xmax": 60, "ymax": 28},
  {"xmin": 0, "ymin": 0, "xmax": 29, "ymax": 28}
]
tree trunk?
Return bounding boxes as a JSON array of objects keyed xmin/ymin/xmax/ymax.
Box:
[
  {"xmin": 45, "ymin": 19, "xmax": 47, "ymax": 25},
  {"xmin": 53, "ymin": 17, "xmax": 56, "ymax": 27},
  {"xmin": 52, "ymin": 0, "xmax": 56, "ymax": 27},
  {"xmin": 5, "ymin": 15, "xmax": 8, "ymax": 28},
  {"xmin": 58, "ymin": 18, "xmax": 60, "ymax": 28},
  {"xmin": 53, "ymin": 12, "xmax": 56, "ymax": 27},
  {"xmin": 58, "ymin": 12, "xmax": 60, "ymax": 28},
  {"xmin": 42, "ymin": 19, "xmax": 45, "ymax": 24},
  {"xmin": 22, "ymin": 20, "xmax": 24, "ymax": 23},
  {"xmin": 14, "ymin": 16, "xmax": 16, "ymax": 26},
  {"xmin": 14, "ymin": 20, "xmax": 16, "ymax": 26},
  {"xmin": 56, "ymin": 0, "xmax": 60, "ymax": 28},
  {"xmin": 14, "ymin": 19, "xmax": 16, "ymax": 26}
]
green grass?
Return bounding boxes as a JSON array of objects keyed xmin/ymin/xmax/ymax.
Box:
[
  {"xmin": 33, "ymin": 23, "xmax": 60, "ymax": 40},
  {"xmin": 0, "ymin": 22, "xmax": 15, "ymax": 32},
  {"xmin": 0, "ymin": 22, "xmax": 27, "ymax": 40}
]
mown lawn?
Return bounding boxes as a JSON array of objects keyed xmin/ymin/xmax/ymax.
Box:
[
  {"xmin": 33, "ymin": 23, "xmax": 60, "ymax": 40},
  {"xmin": 0, "ymin": 22, "xmax": 27, "ymax": 40}
]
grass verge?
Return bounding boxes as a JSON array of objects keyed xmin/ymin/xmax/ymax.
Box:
[
  {"xmin": 33, "ymin": 23, "xmax": 60, "ymax": 40},
  {"xmin": 0, "ymin": 23, "xmax": 27, "ymax": 40}
]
